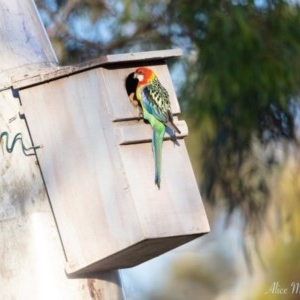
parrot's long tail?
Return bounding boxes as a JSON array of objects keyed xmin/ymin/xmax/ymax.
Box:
[{"xmin": 152, "ymin": 123, "xmax": 166, "ymax": 189}]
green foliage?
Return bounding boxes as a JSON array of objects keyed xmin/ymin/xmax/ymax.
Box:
[{"xmin": 167, "ymin": 0, "xmax": 300, "ymax": 232}]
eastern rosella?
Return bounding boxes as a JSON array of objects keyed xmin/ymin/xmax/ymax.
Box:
[{"xmin": 133, "ymin": 67, "xmax": 180, "ymax": 188}]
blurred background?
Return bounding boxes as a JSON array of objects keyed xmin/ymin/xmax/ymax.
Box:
[{"xmin": 34, "ymin": 0, "xmax": 300, "ymax": 299}]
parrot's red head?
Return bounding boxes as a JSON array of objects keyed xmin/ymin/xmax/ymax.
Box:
[{"xmin": 134, "ymin": 67, "xmax": 156, "ymax": 85}]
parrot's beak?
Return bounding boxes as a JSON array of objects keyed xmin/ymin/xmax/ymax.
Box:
[{"xmin": 133, "ymin": 72, "xmax": 137, "ymax": 79}]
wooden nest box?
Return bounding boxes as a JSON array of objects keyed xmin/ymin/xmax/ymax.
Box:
[{"xmin": 13, "ymin": 49, "xmax": 210, "ymax": 277}]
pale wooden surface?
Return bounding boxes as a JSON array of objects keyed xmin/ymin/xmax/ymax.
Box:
[
  {"xmin": 21, "ymin": 70, "xmax": 144, "ymax": 273},
  {"xmin": 117, "ymin": 119, "xmax": 188, "ymax": 145},
  {"xmin": 20, "ymin": 63, "xmax": 209, "ymax": 276},
  {"xmin": 0, "ymin": 0, "xmax": 57, "ymax": 89},
  {"xmin": 0, "ymin": 0, "xmax": 123, "ymax": 299},
  {"xmin": 12, "ymin": 48, "xmax": 182, "ymax": 89}
]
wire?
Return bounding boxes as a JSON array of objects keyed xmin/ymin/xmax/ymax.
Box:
[{"xmin": 0, "ymin": 131, "xmax": 40, "ymax": 156}]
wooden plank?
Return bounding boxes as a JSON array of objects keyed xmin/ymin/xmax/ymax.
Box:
[
  {"xmin": 99, "ymin": 48, "xmax": 182, "ymax": 64},
  {"xmin": 12, "ymin": 49, "xmax": 182, "ymax": 89},
  {"xmin": 117, "ymin": 119, "xmax": 188, "ymax": 145},
  {"xmin": 20, "ymin": 70, "xmax": 144, "ymax": 273},
  {"xmin": 118, "ymin": 140, "xmax": 209, "ymax": 238}
]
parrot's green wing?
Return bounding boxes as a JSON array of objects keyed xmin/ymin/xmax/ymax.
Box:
[
  {"xmin": 142, "ymin": 78, "xmax": 170, "ymax": 122},
  {"xmin": 141, "ymin": 78, "xmax": 181, "ymax": 134}
]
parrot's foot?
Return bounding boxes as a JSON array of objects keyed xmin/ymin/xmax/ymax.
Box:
[{"xmin": 129, "ymin": 93, "xmax": 139, "ymax": 106}]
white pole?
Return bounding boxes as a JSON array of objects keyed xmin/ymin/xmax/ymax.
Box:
[{"xmin": 0, "ymin": 0, "xmax": 57, "ymax": 87}]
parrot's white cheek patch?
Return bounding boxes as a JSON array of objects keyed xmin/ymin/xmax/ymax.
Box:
[{"xmin": 137, "ymin": 74, "xmax": 144, "ymax": 82}]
